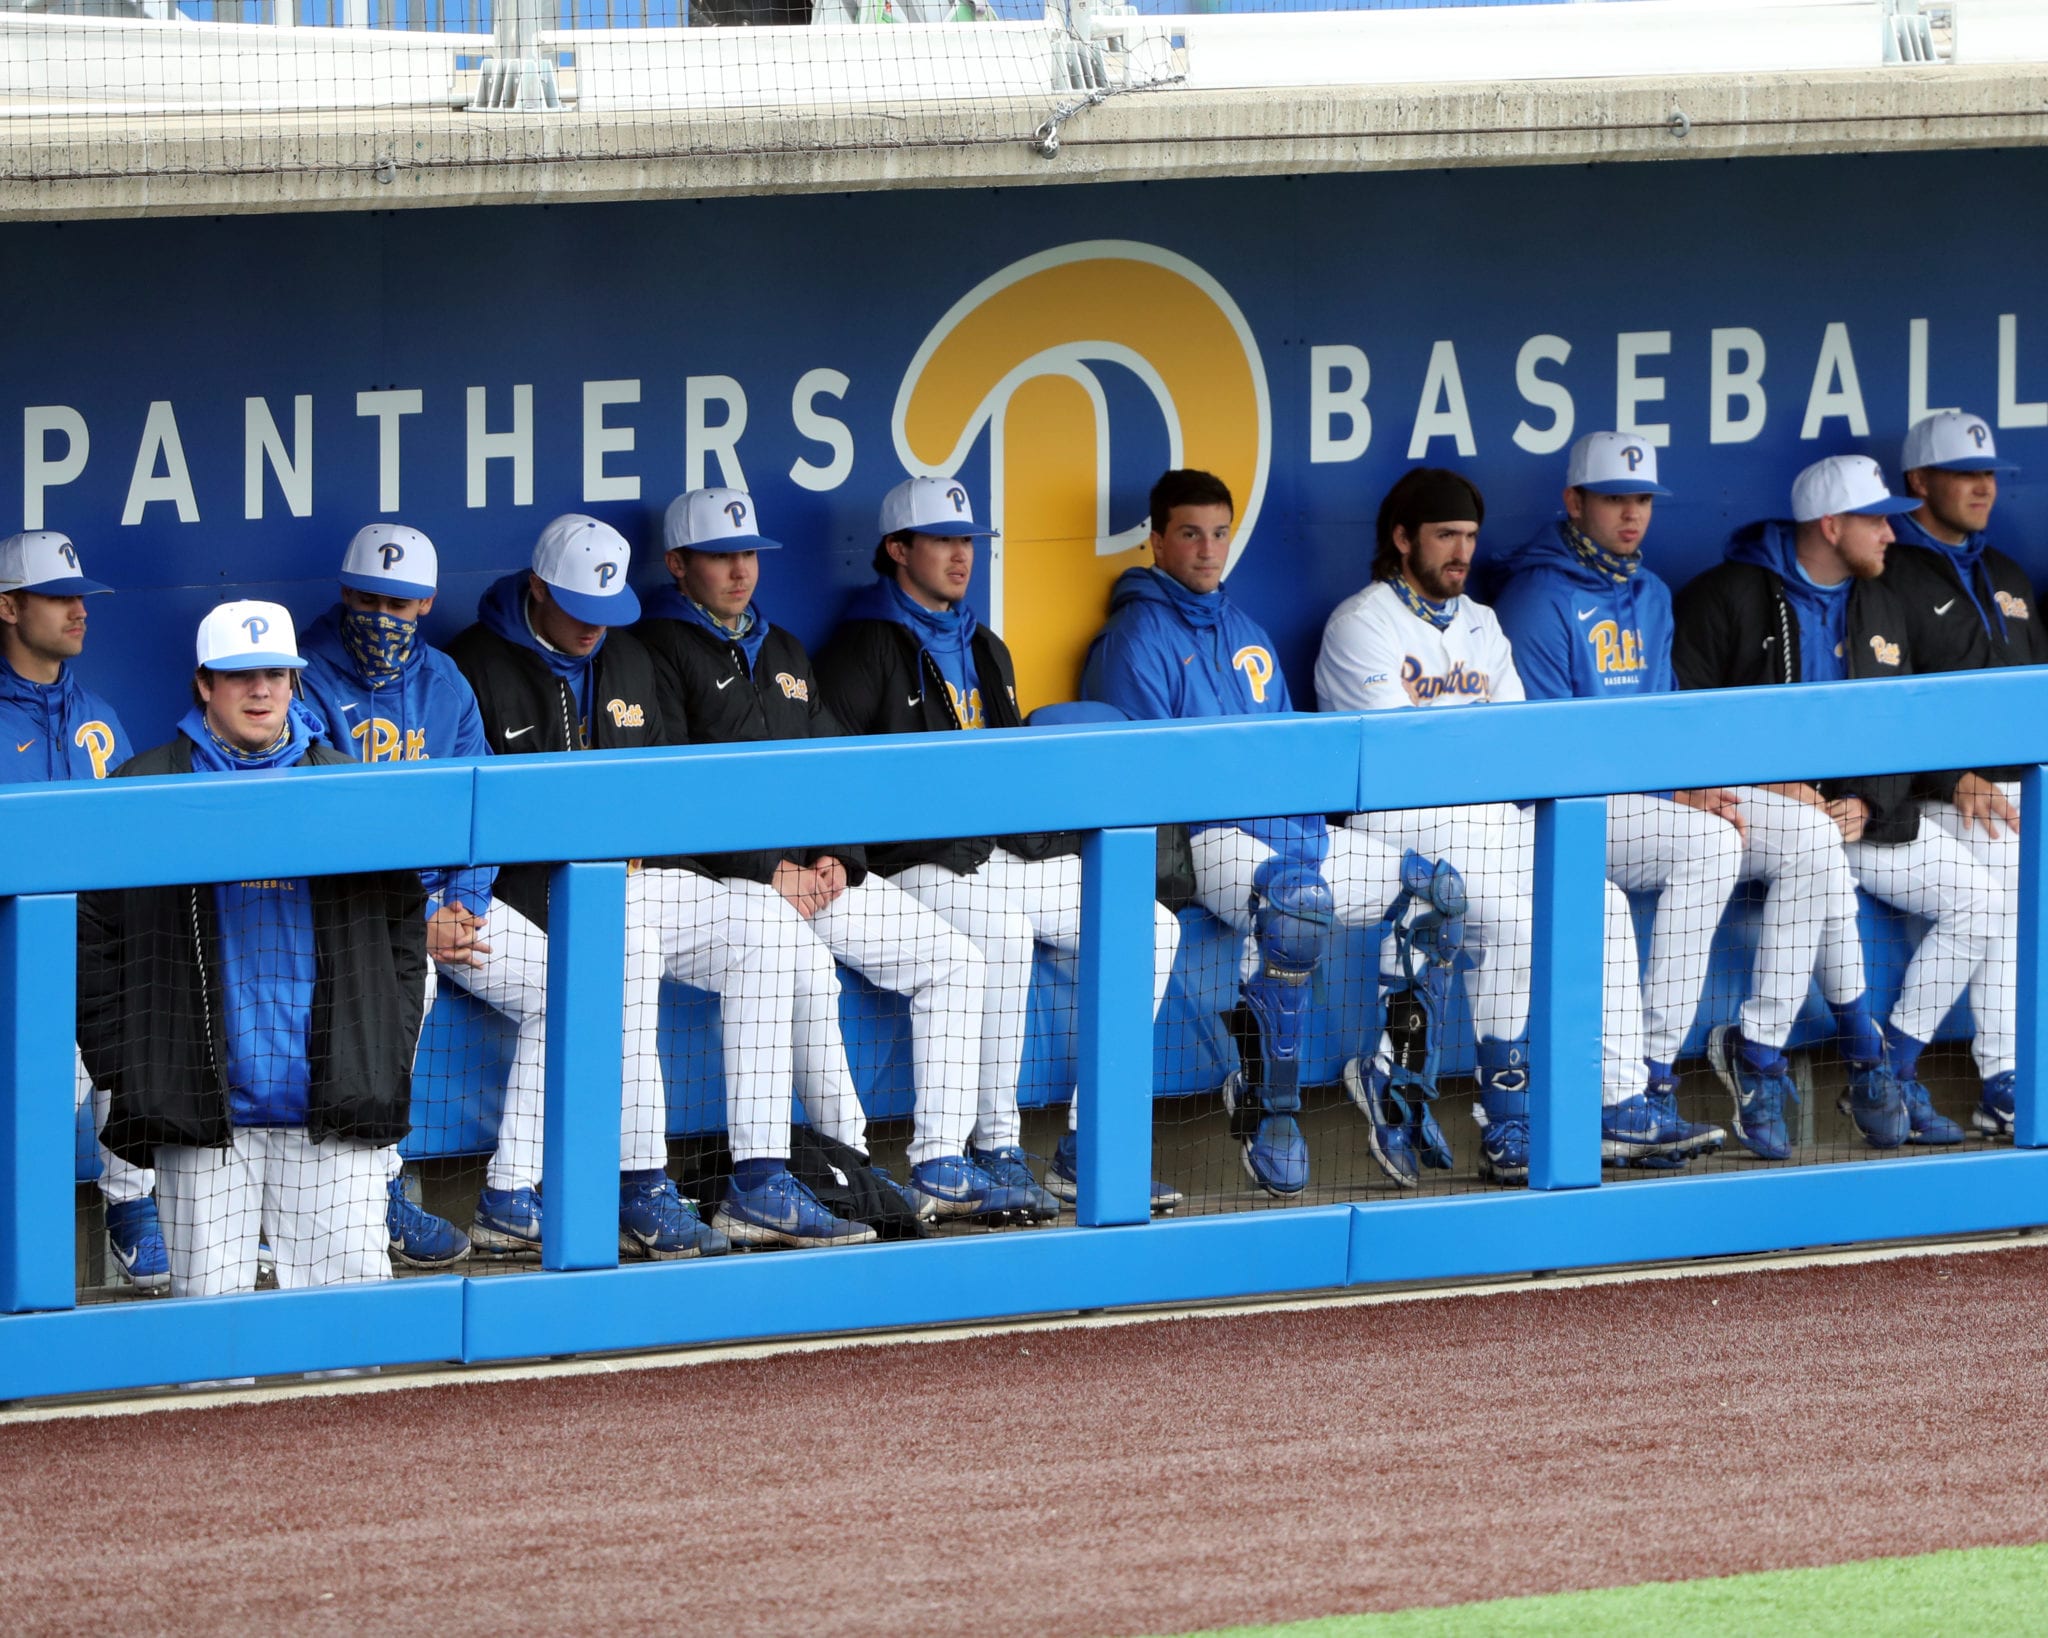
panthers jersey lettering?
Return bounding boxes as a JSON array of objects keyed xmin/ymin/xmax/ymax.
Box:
[
  {"xmin": 350, "ymin": 719, "xmax": 430, "ymax": 762},
  {"xmin": 1589, "ymin": 620, "xmax": 1644, "ymax": 676},
  {"xmin": 1399, "ymin": 656, "xmax": 1492, "ymax": 705},
  {"xmin": 1233, "ymin": 645, "xmax": 1275, "ymax": 703},
  {"xmin": 73, "ymin": 720, "xmax": 118, "ymax": 779}
]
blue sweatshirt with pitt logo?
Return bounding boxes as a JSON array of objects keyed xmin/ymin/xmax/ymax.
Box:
[
  {"xmin": 1492, "ymin": 519, "xmax": 1676, "ymax": 702},
  {"xmin": 0, "ymin": 659, "xmax": 130, "ymax": 784}
]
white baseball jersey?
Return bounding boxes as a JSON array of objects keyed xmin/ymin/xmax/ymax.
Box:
[{"xmin": 1315, "ymin": 580, "xmax": 1525, "ymax": 713}]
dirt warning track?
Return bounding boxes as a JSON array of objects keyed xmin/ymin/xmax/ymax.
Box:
[{"xmin": 5, "ymin": 1246, "xmax": 2047, "ymax": 1636}]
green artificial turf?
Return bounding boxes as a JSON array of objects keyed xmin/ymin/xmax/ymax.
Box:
[{"xmin": 1176, "ymin": 1542, "xmax": 2048, "ymax": 1637}]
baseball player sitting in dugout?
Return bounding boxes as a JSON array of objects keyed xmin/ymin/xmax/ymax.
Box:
[
  {"xmin": 1316, "ymin": 468, "xmax": 1724, "ymax": 1181},
  {"xmin": 1082, "ymin": 468, "xmax": 1470, "ymax": 1198},
  {"xmin": 1673, "ymin": 453, "xmax": 1997, "ymax": 1154},
  {"xmin": 1495, "ymin": 432, "xmax": 1878, "ymax": 1163}
]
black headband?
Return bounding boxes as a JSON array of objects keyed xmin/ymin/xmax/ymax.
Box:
[{"xmin": 1406, "ymin": 469, "xmax": 1484, "ymax": 527}]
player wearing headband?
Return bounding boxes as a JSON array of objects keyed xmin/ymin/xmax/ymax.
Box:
[
  {"xmin": 1878, "ymin": 411, "xmax": 2045, "ymax": 1139},
  {"xmin": 1496, "ymin": 432, "xmax": 1872, "ymax": 1164},
  {"xmin": 1317, "ymin": 469, "xmax": 1723, "ymax": 1176},
  {"xmin": 1674, "ymin": 453, "xmax": 1991, "ymax": 1152}
]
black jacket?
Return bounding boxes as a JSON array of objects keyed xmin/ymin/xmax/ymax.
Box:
[
  {"xmin": 446, "ymin": 620, "xmax": 684, "ymax": 927},
  {"xmin": 1878, "ymin": 535, "xmax": 2048, "ymax": 792},
  {"xmin": 77, "ymin": 738, "xmax": 428, "ymax": 1167},
  {"xmin": 813, "ymin": 616, "xmax": 1077, "ymax": 877},
  {"xmin": 1672, "ymin": 560, "xmax": 1924, "ymax": 845},
  {"xmin": 636, "ymin": 613, "xmax": 869, "ymax": 887}
]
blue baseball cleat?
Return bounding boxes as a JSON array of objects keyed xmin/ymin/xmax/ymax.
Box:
[
  {"xmin": 906, "ymin": 1154, "xmax": 1037, "ymax": 1220},
  {"xmin": 1899, "ymin": 1078, "xmax": 1966, "ymax": 1146},
  {"xmin": 619, "ymin": 1174, "xmax": 729, "ymax": 1259},
  {"xmin": 1244, "ymin": 1114, "xmax": 1310, "ymax": 1197},
  {"xmin": 1045, "ymin": 1134, "xmax": 1184, "ymax": 1214},
  {"xmin": 1973, "ymin": 1071, "xmax": 2016, "ymax": 1139},
  {"xmin": 1602, "ymin": 1084, "xmax": 1725, "ymax": 1164},
  {"xmin": 1708, "ymin": 1026, "xmax": 1797, "ymax": 1162},
  {"xmin": 1475, "ymin": 1107, "xmax": 1528, "ymax": 1185},
  {"xmin": 1343, "ymin": 1054, "xmax": 1418, "ymax": 1189},
  {"xmin": 1645, "ymin": 1073, "xmax": 1725, "ymax": 1156},
  {"xmin": 472, "ymin": 1184, "xmax": 544, "ymax": 1254},
  {"xmin": 968, "ymin": 1144, "xmax": 1062, "ymax": 1222},
  {"xmin": 1839, "ymin": 1062, "xmax": 1908, "ymax": 1150},
  {"xmin": 104, "ymin": 1196, "xmax": 169, "ymax": 1293},
  {"xmin": 713, "ymin": 1167, "xmax": 879, "ymax": 1248},
  {"xmin": 386, "ymin": 1175, "xmax": 471, "ymax": 1269}
]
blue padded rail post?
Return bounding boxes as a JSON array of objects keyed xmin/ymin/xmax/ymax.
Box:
[
  {"xmin": 1076, "ymin": 826, "xmax": 1156, "ymax": 1227},
  {"xmin": 2017, "ymin": 766, "xmax": 2047, "ymax": 1149},
  {"xmin": 0, "ymin": 894, "xmax": 78, "ymax": 1314},
  {"xmin": 1529, "ymin": 798, "xmax": 1606, "ymax": 1190},
  {"xmin": 542, "ymin": 861, "xmax": 627, "ymax": 1271}
]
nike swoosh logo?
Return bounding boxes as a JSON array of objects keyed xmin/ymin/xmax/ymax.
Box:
[
  {"xmin": 338, "ymin": 702, "xmax": 361, "ymax": 714},
  {"xmin": 906, "ymin": 695, "xmax": 923, "ymax": 707},
  {"xmin": 503, "ymin": 725, "xmax": 535, "ymax": 741},
  {"xmin": 1182, "ymin": 654, "xmax": 1196, "ymax": 665},
  {"xmin": 1576, "ymin": 608, "xmax": 1598, "ymax": 622},
  {"xmin": 1933, "ymin": 600, "xmax": 1956, "ymax": 615},
  {"xmin": 715, "ymin": 677, "xmax": 736, "ymax": 690},
  {"xmin": 14, "ymin": 741, "xmax": 31, "ymax": 753}
]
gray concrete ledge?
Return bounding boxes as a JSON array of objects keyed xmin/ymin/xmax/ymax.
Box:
[{"xmin": 1, "ymin": 62, "xmax": 2043, "ymax": 221}]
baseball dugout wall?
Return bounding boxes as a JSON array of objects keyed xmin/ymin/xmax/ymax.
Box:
[{"xmin": 4, "ymin": 672, "xmax": 2047, "ymax": 1399}]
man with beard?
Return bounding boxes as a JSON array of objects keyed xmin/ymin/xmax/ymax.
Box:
[
  {"xmin": 1316, "ymin": 468, "xmax": 1722, "ymax": 1180},
  {"xmin": 1673, "ymin": 454, "xmax": 1990, "ymax": 1150},
  {"xmin": 1876, "ymin": 411, "xmax": 2047, "ymax": 1139}
]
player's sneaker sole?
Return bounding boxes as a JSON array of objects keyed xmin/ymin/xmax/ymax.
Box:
[{"xmin": 710, "ymin": 1207, "xmax": 878, "ymax": 1250}]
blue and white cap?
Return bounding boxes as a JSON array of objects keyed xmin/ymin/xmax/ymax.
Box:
[
  {"xmin": 532, "ymin": 513, "xmax": 639, "ymax": 626},
  {"xmin": 339, "ymin": 523, "xmax": 438, "ymax": 600},
  {"xmin": 663, "ymin": 488, "xmax": 782, "ymax": 555},
  {"xmin": 1566, "ymin": 431, "xmax": 1672, "ymax": 498},
  {"xmin": 879, "ymin": 476, "xmax": 998, "ymax": 540},
  {"xmin": 1902, "ymin": 410, "xmax": 2019, "ymax": 475},
  {"xmin": 1791, "ymin": 455, "xmax": 1920, "ymax": 524},
  {"xmin": 197, "ymin": 600, "xmax": 306, "ymax": 671},
  {"xmin": 0, "ymin": 530, "xmax": 112, "ymax": 597}
]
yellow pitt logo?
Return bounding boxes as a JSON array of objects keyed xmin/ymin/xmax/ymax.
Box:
[
  {"xmin": 1233, "ymin": 645, "xmax": 1276, "ymax": 704},
  {"xmin": 350, "ymin": 719, "xmax": 428, "ymax": 762},
  {"xmin": 1868, "ymin": 633, "xmax": 1901, "ymax": 667},
  {"xmin": 773, "ymin": 671, "xmax": 810, "ymax": 703},
  {"xmin": 1589, "ymin": 620, "xmax": 1644, "ymax": 675},
  {"xmin": 73, "ymin": 720, "xmax": 117, "ymax": 779},
  {"xmin": 1995, "ymin": 590, "xmax": 2031, "ymax": 621},
  {"xmin": 606, "ymin": 698, "xmax": 645, "ymax": 728},
  {"xmin": 894, "ymin": 241, "xmax": 1270, "ymax": 709}
]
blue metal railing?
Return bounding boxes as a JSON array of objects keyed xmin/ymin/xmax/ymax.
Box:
[{"xmin": 2, "ymin": 671, "xmax": 2046, "ymax": 1399}]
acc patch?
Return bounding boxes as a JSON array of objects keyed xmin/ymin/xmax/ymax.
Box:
[
  {"xmin": 1867, "ymin": 634, "xmax": 1901, "ymax": 668},
  {"xmin": 605, "ymin": 698, "xmax": 646, "ymax": 727},
  {"xmin": 1995, "ymin": 590, "xmax": 2031, "ymax": 620},
  {"xmin": 773, "ymin": 671, "xmax": 810, "ymax": 703}
]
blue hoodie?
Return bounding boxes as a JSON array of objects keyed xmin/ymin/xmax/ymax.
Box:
[
  {"xmin": 477, "ymin": 570, "xmax": 603, "ymax": 739},
  {"xmin": 0, "ymin": 659, "xmax": 130, "ymax": 785},
  {"xmin": 1725, "ymin": 520, "xmax": 1850, "ymax": 683},
  {"xmin": 1492, "ymin": 519, "xmax": 1675, "ymax": 702},
  {"xmin": 840, "ymin": 577, "xmax": 986, "ymax": 726},
  {"xmin": 1890, "ymin": 509, "xmax": 2008, "ymax": 646},
  {"xmin": 298, "ymin": 604, "xmax": 498, "ymax": 918},
  {"xmin": 1082, "ymin": 566, "xmax": 1327, "ymax": 869},
  {"xmin": 639, "ymin": 581, "xmax": 771, "ymax": 674},
  {"xmin": 182, "ymin": 700, "xmax": 324, "ymax": 1128}
]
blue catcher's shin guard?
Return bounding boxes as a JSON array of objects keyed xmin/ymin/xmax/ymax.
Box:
[
  {"xmin": 1240, "ymin": 858, "xmax": 1336, "ymax": 1117},
  {"xmin": 1475, "ymin": 1035, "xmax": 1531, "ymax": 1184},
  {"xmin": 1373, "ymin": 851, "xmax": 1467, "ymax": 1163}
]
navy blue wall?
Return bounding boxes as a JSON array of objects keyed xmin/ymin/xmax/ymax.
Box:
[{"xmin": 4, "ymin": 147, "xmax": 2043, "ymax": 750}]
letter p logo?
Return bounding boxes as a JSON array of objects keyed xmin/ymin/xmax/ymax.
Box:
[
  {"xmin": 379, "ymin": 542, "xmax": 406, "ymax": 569},
  {"xmin": 242, "ymin": 615, "xmax": 269, "ymax": 644},
  {"xmin": 595, "ymin": 562, "xmax": 618, "ymax": 589},
  {"xmin": 724, "ymin": 499, "xmax": 747, "ymax": 527},
  {"xmin": 59, "ymin": 542, "xmax": 78, "ymax": 570},
  {"xmin": 1623, "ymin": 445, "xmax": 1645, "ymax": 472},
  {"xmin": 1970, "ymin": 422, "xmax": 1989, "ymax": 449},
  {"xmin": 946, "ymin": 485, "xmax": 968, "ymax": 513}
]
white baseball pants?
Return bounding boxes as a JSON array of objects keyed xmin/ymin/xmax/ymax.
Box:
[
  {"xmin": 74, "ymin": 1047, "xmax": 152, "ymax": 1205},
  {"xmin": 1722, "ymin": 787, "xmax": 1866, "ymax": 1051},
  {"xmin": 1916, "ymin": 780, "xmax": 2022, "ymax": 1078},
  {"xmin": 638, "ymin": 868, "xmax": 806, "ymax": 1166},
  {"xmin": 894, "ymin": 850, "xmax": 1182, "ymax": 1155},
  {"xmin": 1604, "ymin": 794, "xmax": 1744, "ymax": 1066},
  {"xmin": 1350, "ymin": 804, "xmax": 1652, "ymax": 1107},
  {"xmin": 1843, "ymin": 828, "xmax": 2003, "ymax": 1065},
  {"xmin": 155, "ymin": 1127, "xmax": 388, "ymax": 1297}
]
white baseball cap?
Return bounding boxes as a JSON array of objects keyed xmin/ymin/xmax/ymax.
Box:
[
  {"xmin": 340, "ymin": 523, "xmax": 438, "ymax": 600},
  {"xmin": 663, "ymin": 488, "xmax": 782, "ymax": 555},
  {"xmin": 1791, "ymin": 455, "xmax": 1920, "ymax": 524},
  {"xmin": 531, "ymin": 514, "xmax": 639, "ymax": 626},
  {"xmin": 0, "ymin": 530, "xmax": 112, "ymax": 597},
  {"xmin": 879, "ymin": 476, "xmax": 998, "ymax": 540},
  {"xmin": 197, "ymin": 600, "xmax": 307, "ymax": 671},
  {"xmin": 1566, "ymin": 431, "xmax": 1672, "ymax": 497},
  {"xmin": 1902, "ymin": 410, "xmax": 2019, "ymax": 475}
]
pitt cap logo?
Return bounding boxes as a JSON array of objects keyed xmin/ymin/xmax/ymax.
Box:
[
  {"xmin": 946, "ymin": 485, "xmax": 968, "ymax": 513},
  {"xmin": 894, "ymin": 240, "xmax": 1269, "ymax": 708},
  {"xmin": 724, "ymin": 499, "xmax": 748, "ymax": 527},
  {"xmin": 59, "ymin": 542, "xmax": 78, "ymax": 569},
  {"xmin": 595, "ymin": 562, "xmax": 619, "ymax": 589},
  {"xmin": 242, "ymin": 615, "xmax": 269, "ymax": 643},
  {"xmin": 1623, "ymin": 445, "xmax": 1646, "ymax": 471},
  {"xmin": 379, "ymin": 541, "xmax": 406, "ymax": 569},
  {"xmin": 1971, "ymin": 423, "xmax": 1990, "ymax": 448}
]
